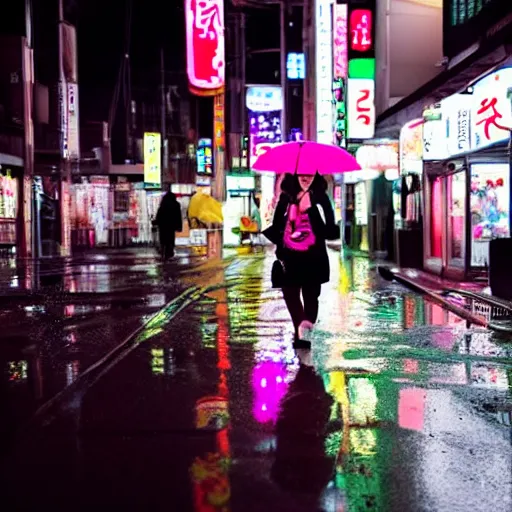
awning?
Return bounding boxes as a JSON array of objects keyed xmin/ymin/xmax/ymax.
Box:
[
  {"xmin": 375, "ymin": 45, "xmax": 512, "ymax": 139},
  {"xmin": 0, "ymin": 152, "xmax": 23, "ymax": 167}
]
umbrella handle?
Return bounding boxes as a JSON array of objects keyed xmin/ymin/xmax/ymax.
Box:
[{"xmin": 294, "ymin": 142, "xmax": 305, "ymax": 175}]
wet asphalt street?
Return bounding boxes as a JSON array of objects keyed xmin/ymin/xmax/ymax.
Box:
[{"xmin": 1, "ymin": 249, "xmax": 511, "ymax": 512}]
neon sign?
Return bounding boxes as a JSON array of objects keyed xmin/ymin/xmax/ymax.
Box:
[
  {"xmin": 315, "ymin": 0, "xmax": 333, "ymax": 144},
  {"xmin": 185, "ymin": 0, "xmax": 225, "ymax": 96},
  {"xmin": 349, "ymin": 10, "xmax": 373, "ymax": 53},
  {"xmin": 347, "ymin": 79, "xmax": 375, "ymax": 139},
  {"xmin": 333, "ymin": 3, "xmax": 348, "ymax": 80},
  {"xmin": 197, "ymin": 138, "xmax": 213, "ymax": 175}
]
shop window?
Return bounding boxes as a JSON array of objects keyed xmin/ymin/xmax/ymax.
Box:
[
  {"xmin": 430, "ymin": 177, "xmax": 442, "ymax": 259},
  {"xmin": 114, "ymin": 190, "xmax": 130, "ymax": 212},
  {"xmin": 470, "ymin": 164, "xmax": 510, "ymax": 268},
  {"xmin": 448, "ymin": 172, "xmax": 465, "ymax": 263}
]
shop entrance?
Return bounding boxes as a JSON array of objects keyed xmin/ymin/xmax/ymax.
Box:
[{"xmin": 425, "ymin": 169, "xmax": 466, "ymax": 279}]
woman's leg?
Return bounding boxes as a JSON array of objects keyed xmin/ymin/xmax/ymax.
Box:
[
  {"xmin": 302, "ymin": 283, "xmax": 322, "ymax": 324},
  {"xmin": 282, "ymin": 286, "xmax": 304, "ymax": 334}
]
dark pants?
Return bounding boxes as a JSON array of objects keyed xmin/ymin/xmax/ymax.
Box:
[
  {"xmin": 160, "ymin": 230, "xmax": 176, "ymax": 260},
  {"xmin": 282, "ymin": 284, "xmax": 321, "ymax": 335}
]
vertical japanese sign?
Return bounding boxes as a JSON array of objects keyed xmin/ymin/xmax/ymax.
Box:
[
  {"xmin": 59, "ymin": 22, "xmax": 79, "ymax": 160},
  {"xmin": 246, "ymin": 86, "xmax": 283, "ymax": 169},
  {"xmin": 185, "ymin": 0, "xmax": 225, "ymax": 96},
  {"xmin": 347, "ymin": 79, "xmax": 375, "ymax": 139},
  {"xmin": 470, "ymin": 68, "xmax": 512, "ymax": 151},
  {"xmin": 333, "ymin": 2, "xmax": 348, "ymax": 147},
  {"xmin": 315, "ymin": 0, "xmax": 333, "ymax": 144},
  {"xmin": 144, "ymin": 132, "xmax": 162, "ymax": 187},
  {"xmin": 213, "ymin": 94, "xmax": 225, "ymax": 199},
  {"xmin": 347, "ymin": 0, "xmax": 376, "ymax": 140}
]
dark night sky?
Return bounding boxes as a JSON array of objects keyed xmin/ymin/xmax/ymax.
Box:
[
  {"xmin": 75, "ymin": 0, "xmax": 186, "ymax": 122},
  {"xmin": 1, "ymin": 1, "xmax": 285, "ymax": 127}
]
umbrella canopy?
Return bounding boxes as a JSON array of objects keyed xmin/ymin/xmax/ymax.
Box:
[{"xmin": 252, "ymin": 141, "xmax": 361, "ymax": 175}]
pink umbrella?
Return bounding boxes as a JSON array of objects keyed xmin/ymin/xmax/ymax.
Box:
[{"xmin": 252, "ymin": 140, "xmax": 361, "ymax": 175}]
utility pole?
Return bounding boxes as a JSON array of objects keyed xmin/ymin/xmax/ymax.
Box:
[
  {"xmin": 58, "ymin": 0, "xmax": 72, "ymax": 257},
  {"xmin": 280, "ymin": 1, "xmax": 287, "ymax": 139},
  {"xmin": 22, "ymin": 0, "xmax": 34, "ymax": 258},
  {"xmin": 160, "ymin": 47, "xmax": 167, "ymax": 186}
]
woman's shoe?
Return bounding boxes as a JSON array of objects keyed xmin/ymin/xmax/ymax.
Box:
[{"xmin": 298, "ymin": 320, "xmax": 314, "ymax": 343}]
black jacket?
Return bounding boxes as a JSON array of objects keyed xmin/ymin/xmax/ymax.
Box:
[
  {"xmin": 264, "ymin": 192, "xmax": 339, "ymax": 287},
  {"xmin": 155, "ymin": 193, "xmax": 183, "ymax": 233}
]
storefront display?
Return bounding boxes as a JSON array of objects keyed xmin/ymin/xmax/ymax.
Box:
[
  {"xmin": 421, "ymin": 66, "xmax": 512, "ymax": 279},
  {"xmin": 470, "ymin": 164, "xmax": 510, "ymax": 267},
  {"xmin": 223, "ymin": 175, "xmax": 256, "ymax": 246},
  {"xmin": 0, "ymin": 169, "xmax": 18, "ymax": 248},
  {"xmin": 448, "ymin": 172, "xmax": 465, "ymax": 264}
]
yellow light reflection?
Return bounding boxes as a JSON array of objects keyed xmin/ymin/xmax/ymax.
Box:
[{"xmin": 350, "ymin": 429, "xmax": 377, "ymax": 456}]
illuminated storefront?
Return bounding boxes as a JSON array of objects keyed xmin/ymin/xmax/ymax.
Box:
[
  {"xmin": 222, "ymin": 174, "xmax": 257, "ymax": 247},
  {"xmin": 422, "ymin": 67, "xmax": 512, "ymax": 279},
  {"xmin": 345, "ymin": 143, "xmax": 398, "ymax": 255},
  {"xmin": 0, "ymin": 166, "xmax": 21, "ymax": 255}
]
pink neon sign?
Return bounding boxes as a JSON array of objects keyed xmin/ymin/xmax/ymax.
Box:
[
  {"xmin": 185, "ymin": 0, "xmax": 225, "ymax": 96},
  {"xmin": 350, "ymin": 9, "xmax": 372, "ymax": 53},
  {"xmin": 333, "ymin": 4, "xmax": 348, "ymax": 79}
]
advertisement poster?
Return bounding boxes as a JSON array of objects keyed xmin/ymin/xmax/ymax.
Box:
[
  {"xmin": 471, "ymin": 68, "xmax": 512, "ymax": 151},
  {"xmin": 246, "ymin": 86, "xmax": 283, "ymax": 169},
  {"xmin": 197, "ymin": 138, "xmax": 214, "ymax": 176},
  {"xmin": 260, "ymin": 174, "xmax": 276, "ymax": 232},
  {"xmin": 400, "ymin": 119, "xmax": 424, "ymax": 175},
  {"xmin": 144, "ymin": 132, "xmax": 162, "ymax": 187}
]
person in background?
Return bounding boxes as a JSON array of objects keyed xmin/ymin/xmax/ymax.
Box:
[
  {"xmin": 154, "ymin": 190, "xmax": 182, "ymax": 260},
  {"xmin": 264, "ymin": 173, "xmax": 339, "ymax": 349}
]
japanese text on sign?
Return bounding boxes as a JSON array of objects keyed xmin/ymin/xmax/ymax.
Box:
[
  {"xmin": 315, "ymin": 0, "xmax": 333, "ymax": 144},
  {"xmin": 185, "ymin": 0, "xmax": 225, "ymax": 96}
]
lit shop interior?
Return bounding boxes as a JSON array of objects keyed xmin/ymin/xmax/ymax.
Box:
[
  {"xmin": 344, "ymin": 143, "xmax": 398, "ymax": 258},
  {"xmin": 422, "ymin": 67, "xmax": 511, "ymax": 280},
  {"xmin": 395, "ymin": 119, "xmax": 424, "ymax": 269},
  {"xmin": 0, "ymin": 165, "xmax": 20, "ymax": 256}
]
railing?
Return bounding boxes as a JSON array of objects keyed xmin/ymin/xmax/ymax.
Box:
[{"xmin": 442, "ymin": 289, "xmax": 512, "ymax": 332}]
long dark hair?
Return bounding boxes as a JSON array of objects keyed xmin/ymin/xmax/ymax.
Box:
[{"xmin": 280, "ymin": 173, "xmax": 328, "ymax": 199}]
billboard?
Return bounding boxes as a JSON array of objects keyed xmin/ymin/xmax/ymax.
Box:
[
  {"xmin": 333, "ymin": 2, "xmax": 348, "ymax": 148},
  {"xmin": 185, "ymin": 0, "xmax": 225, "ymax": 96},
  {"xmin": 246, "ymin": 86, "xmax": 283, "ymax": 169},
  {"xmin": 470, "ymin": 67, "xmax": 512, "ymax": 151},
  {"xmin": 315, "ymin": 0, "xmax": 333, "ymax": 144},
  {"xmin": 347, "ymin": 79, "xmax": 375, "ymax": 139},
  {"xmin": 197, "ymin": 138, "xmax": 213, "ymax": 176},
  {"xmin": 347, "ymin": 0, "xmax": 376, "ymax": 140},
  {"xmin": 144, "ymin": 132, "xmax": 162, "ymax": 187},
  {"xmin": 58, "ymin": 22, "xmax": 80, "ymax": 160}
]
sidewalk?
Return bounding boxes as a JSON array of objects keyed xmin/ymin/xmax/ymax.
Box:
[
  {"xmin": 384, "ymin": 266, "xmax": 489, "ymax": 295},
  {"xmin": 0, "ymin": 246, "xmax": 205, "ymax": 303}
]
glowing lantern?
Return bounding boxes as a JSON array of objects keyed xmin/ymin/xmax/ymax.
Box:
[{"xmin": 185, "ymin": 0, "xmax": 225, "ymax": 96}]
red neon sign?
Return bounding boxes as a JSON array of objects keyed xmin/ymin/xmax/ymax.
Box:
[
  {"xmin": 185, "ymin": 0, "xmax": 225, "ymax": 96},
  {"xmin": 350, "ymin": 9, "xmax": 372, "ymax": 53}
]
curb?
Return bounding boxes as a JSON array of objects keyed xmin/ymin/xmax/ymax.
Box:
[{"xmin": 383, "ymin": 268, "xmax": 488, "ymax": 327}]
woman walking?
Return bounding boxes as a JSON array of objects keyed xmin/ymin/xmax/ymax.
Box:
[{"xmin": 264, "ymin": 173, "xmax": 339, "ymax": 349}]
